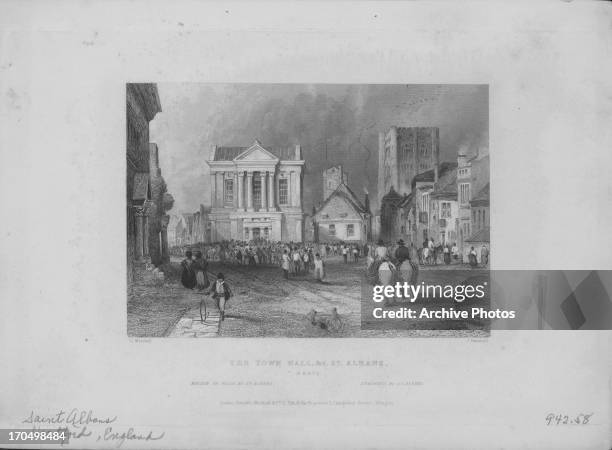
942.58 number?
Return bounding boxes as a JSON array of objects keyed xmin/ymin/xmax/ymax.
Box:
[{"xmin": 545, "ymin": 413, "xmax": 593, "ymax": 426}]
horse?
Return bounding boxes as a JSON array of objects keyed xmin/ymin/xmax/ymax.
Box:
[
  {"xmin": 397, "ymin": 259, "xmax": 415, "ymax": 284},
  {"xmin": 378, "ymin": 260, "xmax": 396, "ymax": 286}
]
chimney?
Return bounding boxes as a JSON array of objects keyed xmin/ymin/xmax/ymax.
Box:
[
  {"xmin": 434, "ymin": 163, "xmax": 439, "ymax": 185},
  {"xmin": 210, "ymin": 144, "xmax": 217, "ymax": 160},
  {"xmin": 295, "ymin": 144, "xmax": 301, "ymax": 160},
  {"xmin": 364, "ymin": 192, "xmax": 370, "ymax": 213}
]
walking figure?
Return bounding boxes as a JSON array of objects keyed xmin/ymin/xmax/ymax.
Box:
[{"xmin": 206, "ymin": 273, "xmax": 232, "ymax": 321}]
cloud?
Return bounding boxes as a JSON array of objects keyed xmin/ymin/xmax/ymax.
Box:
[{"xmin": 150, "ymin": 84, "xmax": 488, "ymax": 213}]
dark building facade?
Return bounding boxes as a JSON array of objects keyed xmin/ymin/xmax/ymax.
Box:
[{"xmin": 126, "ymin": 83, "xmax": 173, "ymax": 286}]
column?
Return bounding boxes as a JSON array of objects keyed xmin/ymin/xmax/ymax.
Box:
[
  {"xmin": 160, "ymin": 227, "xmax": 168, "ymax": 262},
  {"xmin": 295, "ymin": 170, "xmax": 302, "ymax": 208},
  {"xmin": 296, "ymin": 219, "xmax": 303, "ymax": 242},
  {"xmin": 135, "ymin": 208, "xmax": 144, "ymax": 259},
  {"xmin": 233, "ymin": 171, "xmax": 239, "ymax": 209},
  {"xmin": 268, "ymin": 170, "xmax": 275, "ymax": 211},
  {"xmin": 290, "ymin": 171, "xmax": 296, "ymax": 206},
  {"xmin": 160, "ymin": 215, "xmax": 169, "ymax": 263},
  {"xmin": 246, "ymin": 172, "xmax": 253, "ymax": 210},
  {"xmin": 261, "ymin": 172, "xmax": 268, "ymax": 211},
  {"xmin": 210, "ymin": 170, "xmax": 216, "ymax": 207},
  {"xmin": 237, "ymin": 171, "xmax": 244, "ymax": 210},
  {"xmin": 210, "ymin": 220, "xmax": 217, "ymax": 243},
  {"xmin": 217, "ymin": 172, "xmax": 225, "ymax": 206},
  {"xmin": 143, "ymin": 214, "xmax": 150, "ymax": 257}
]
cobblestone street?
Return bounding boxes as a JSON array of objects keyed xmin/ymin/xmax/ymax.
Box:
[{"xmin": 128, "ymin": 256, "xmax": 489, "ymax": 338}]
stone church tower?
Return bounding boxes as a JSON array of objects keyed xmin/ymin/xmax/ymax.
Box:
[{"xmin": 323, "ymin": 165, "xmax": 348, "ymax": 201}]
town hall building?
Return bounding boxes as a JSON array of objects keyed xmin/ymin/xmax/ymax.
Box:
[{"xmin": 205, "ymin": 140, "xmax": 305, "ymax": 242}]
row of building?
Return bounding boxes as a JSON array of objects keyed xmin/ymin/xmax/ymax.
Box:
[
  {"xmin": 377, "ymin": 126, "xmax": 489, "ymax": 259},
  {"xmin": 165, "ymin": 126, "xmax": 488, "ymax": 257},
  {"xmin": 126, "ymin": 83, "xmax": 174, "ymax": 284}
]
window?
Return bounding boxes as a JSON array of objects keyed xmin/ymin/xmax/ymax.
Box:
[
  {"xmin": 264, "ymin": 227, "xmax": 269, "ymax": 239},
  {"xmin": 224, "ymin": 179, "xmax": 234, "ymax": 204},
  {"xmin": 441, "ymin": 202, "xmax": 451, "ymax": 219},
  {"xmin": 421, "ymin": 193, "xmax": 429, "ymax": 211},
  {"xmin": 347, "ymin": 224, "xmax": 355, "ymax": 237},
  {"xmin": 253, "ymin": 177, "xmax": 262, "ymax": 208},
  {"xmin": 460, "ymin": 183, "xmax": 470, "ymax": 204},
  {"xmin": 328, "ymin": 224, "xmax": 336, "ymax": 236},
  {"xmin": 279, "ymin": 178, "xmax": 288, "ymax": 205}
]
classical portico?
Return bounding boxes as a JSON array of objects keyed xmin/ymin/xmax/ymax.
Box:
[{"xmin": 206, "ymin": 140, "xmax": 305, "ymax": 242}]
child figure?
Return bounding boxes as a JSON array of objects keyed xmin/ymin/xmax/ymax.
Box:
[{"xmin": 207, "ymin": 273, "xmax": 232, "ymax": 321}]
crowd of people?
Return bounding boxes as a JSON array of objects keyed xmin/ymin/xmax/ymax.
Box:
[
  {"xmin": 173, "ymin": 238, "xmax": 489, "ymax": 291},
  {"xmin": 172, "ymin": 239, "xmax": 375, "ymax": 287},
  {"xmin": 366, "ymin": 238, "xmax": 489, "ymax": 268},
  {"xmin": 172, "ymin": 238, "xmax": 489, "ymax": 271}
]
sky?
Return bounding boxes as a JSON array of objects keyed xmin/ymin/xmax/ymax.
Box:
[{"xmin": 149, "ymin": 84, "xmax": 488, "ymax": 214}]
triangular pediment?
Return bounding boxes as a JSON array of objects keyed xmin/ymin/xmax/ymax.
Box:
[{"xmin": 234, "ymin": 141, "xmax": 279, "ymax": 162}]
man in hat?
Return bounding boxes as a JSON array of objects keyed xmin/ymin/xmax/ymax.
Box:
[{"xmin": 394, "ymin": 239, "xmax": 411, "ymax": 264}]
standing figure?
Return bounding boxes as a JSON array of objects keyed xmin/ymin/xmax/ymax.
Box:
[
  {"xmin": 394, "ymin": 239, "xmax": 413, "ymax": 284},
  {"xmin": 207, "ymin": 273, "xmax": 232, "ymax": 321},
  {"xmin": 314, "ymin": 253, "xmax": 325, "ymax": 282},
  {"xmin": 281, "ymin": 250, "xmax": 290, "ymax": 279},
  {"xmin": 194, "ymin": 250, "xmax": 210, "ymax": 290},
  {"xmin": 469, "ymin": 246, "xmax": 478, "ymax": 268},
  {"xmin": 180, "ymin": 250, "xmax": 196, "ymax": 289},
  {"xmin": 292, "ymin": 248, "xmax": 301, "ymax": 275},
  {"xmin": 452, "ymin": 242, "xmax": 459, "ymax": 262},
  {"xmin": 481, "ymin": 244, "xmax": 489, "ymax": 267},
  {"xmin": 443, "ymin": 244, "xmax": 451, "ymax": 265}
]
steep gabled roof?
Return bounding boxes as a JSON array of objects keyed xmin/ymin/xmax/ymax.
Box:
[{"xmin": 314, "ymin": 182, "xmax": 369, "ymax": 217}]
